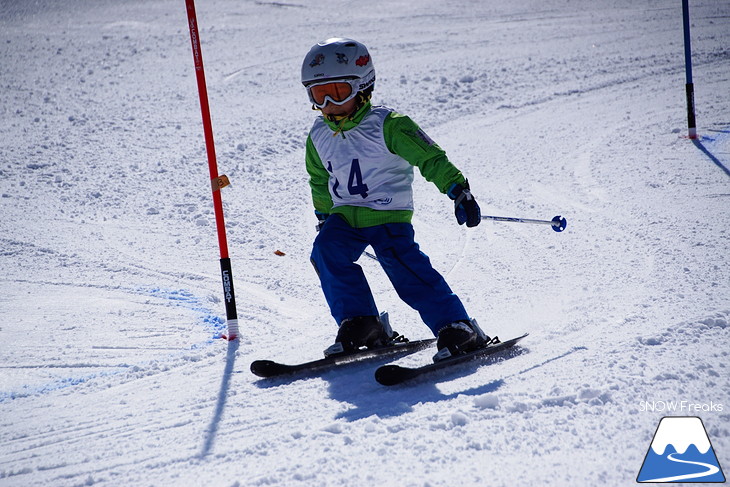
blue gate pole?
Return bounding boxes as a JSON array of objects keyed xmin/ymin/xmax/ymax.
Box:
[{"xmin": 682, "ymin": 0, "xmax": 697, "ymax": 139}]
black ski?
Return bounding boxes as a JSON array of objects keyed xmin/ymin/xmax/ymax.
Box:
[
  {"xmin": 250, "ymin": 338, "xmax": 436, "ymax": 379},
  {"xmin": 374, "ymin": 333, "xmax": 528, "ymax": 386}
]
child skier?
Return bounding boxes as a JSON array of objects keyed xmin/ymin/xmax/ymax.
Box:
[{"xmin": 302, "ymin": 38, "xmax": 489, "ymax": 359}]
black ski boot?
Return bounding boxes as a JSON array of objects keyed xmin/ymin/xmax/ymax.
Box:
[
  {"xmin": 324, "ymin": 314, "xmax": 394, "ymax": 357},
  {"xmin": 434, "ymin": 319, "xmax": 493, "ymax": 361},
  {"xmin": 337, "ymin": 316, "xmax": 389, "ymax": 350}
]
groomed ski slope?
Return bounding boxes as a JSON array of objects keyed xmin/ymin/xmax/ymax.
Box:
[{"xmin": 1, "ymin": 0, "xmax": 729, "ymax": 486}]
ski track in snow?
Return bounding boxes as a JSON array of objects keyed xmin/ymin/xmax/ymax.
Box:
[{"xmin": 1, "ymin": 0, "xmax": 729, "ymax": 486}]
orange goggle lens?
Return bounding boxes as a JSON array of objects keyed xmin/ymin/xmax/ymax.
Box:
[{"xmin": 308, "ymin": 82, "xmax": 354, "ymax": 106}]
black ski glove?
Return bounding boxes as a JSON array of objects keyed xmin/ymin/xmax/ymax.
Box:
[{"xmin": 448, "ymin": 181, "xmax": 481, "ymax": 227}]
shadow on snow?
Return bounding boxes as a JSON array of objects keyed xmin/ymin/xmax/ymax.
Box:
[
  {"xmin": 200, "ymin": 339, "xmax": 239, "ymax": 458},
  {"xmin": 325, "ymin": 347, "xmax": 528, "ymax": 422},
  {"xmin": 693, "ymin": 136, "xmax": 730, "ymax": 178}
]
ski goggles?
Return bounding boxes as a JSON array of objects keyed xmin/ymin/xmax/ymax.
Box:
[{"xmin": 305, "ymin": 72, "xmax": 375, "ymax": 109}]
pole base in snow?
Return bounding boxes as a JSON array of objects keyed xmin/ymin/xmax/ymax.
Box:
[{"xmin": 221, "ymin": 319, "xmax": 239, "ymax": 341}]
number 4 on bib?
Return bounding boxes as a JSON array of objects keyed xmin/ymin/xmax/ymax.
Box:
[{"xmin": 347, "ymin": 159, "xmax": 368, "ymax": 198}]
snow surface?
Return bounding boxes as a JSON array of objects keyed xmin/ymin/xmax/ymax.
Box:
[{"xmin": 1, "ymin": 0, "xmax": 729, "ymax": 486}]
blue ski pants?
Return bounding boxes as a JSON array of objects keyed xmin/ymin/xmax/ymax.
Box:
[{"xmin": 310, "ymin": 215, "xmax": 469, "ymax": 335}]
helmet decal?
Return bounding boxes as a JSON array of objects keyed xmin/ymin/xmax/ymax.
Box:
[
  {"xmin": 336, "ymin": 53, "xmax": 349, "ymax": 64},
  {"xmin": 355, "ymin": 55, "xmax": 370, "ymax": 67},
  {"xmin": 309, "ymin": 53, "xmax": 325, "ymax": 68}
]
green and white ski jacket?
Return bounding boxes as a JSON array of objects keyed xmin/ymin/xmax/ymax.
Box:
[{"xmin": 305, "ymin": 103, "xmax": 466, "ymax": 228}]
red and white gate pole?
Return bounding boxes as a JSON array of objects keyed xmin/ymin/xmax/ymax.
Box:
[{"xmin": 185, "ymin": 0, "xmax": 239, "ymax": 340}]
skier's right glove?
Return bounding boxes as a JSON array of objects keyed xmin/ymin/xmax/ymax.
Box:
[
  {"xmin": 448, "ymin": 181, "xmax": 481, "ymax": 227},
  {"xmin": 315, "ymin": 211, "xmax": 329, "ymax": 232}
]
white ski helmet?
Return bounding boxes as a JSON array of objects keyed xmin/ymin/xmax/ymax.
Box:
[{"xmin": 301, "ymin": 37, "xmax": 375, "ymax": 108}]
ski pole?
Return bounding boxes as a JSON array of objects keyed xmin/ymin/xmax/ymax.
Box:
[
  {"xmin": 366, "ymin": 214, "xmax": 567, "ymax": 265},
  {"xmin": 682, "ymin": 0, "xmax": 697, "ymax": 139},
  {"xmin": 185, "ymin": 0, "xmax": 239, "ymax": 340},
  {"xmin": 481, "ymin": 214, "xmax": 567, "ymax": 232}
]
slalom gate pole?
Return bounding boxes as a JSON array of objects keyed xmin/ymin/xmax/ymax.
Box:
[
  {"xmin": 682, "ymin": 0, "xmax": 697, "ymax": 139},
  {"xmin": 481, "ymin": 214, "xmax": 567, "ymax": 233},
  {"xmin": 185, "ymin": 0, "xmax": 239, "ymax": 340}
]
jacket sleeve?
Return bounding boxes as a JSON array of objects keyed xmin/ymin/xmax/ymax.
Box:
[
  {"xmin": 383, "ymin": 112, "xmax": 466, "ymax": 194},
  {"xmin": 305, "ymin": 135, "xmax": 333, "ymax": 213}
]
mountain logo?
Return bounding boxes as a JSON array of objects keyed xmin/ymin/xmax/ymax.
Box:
[{"xmin": 637, "ymin": 416, "xmax": 726, "ymax": 483}]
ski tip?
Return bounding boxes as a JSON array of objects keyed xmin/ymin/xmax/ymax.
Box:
[
  {"xmin": 250, "ymin": 360, "xmax": 281, "ymax": 378},
  {"xmin": 374, "ymin": 364, "xmax": 412, "ymax": 386}
]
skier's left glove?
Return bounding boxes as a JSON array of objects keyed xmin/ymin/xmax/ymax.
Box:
[
  {"xmin": 448, "ymin": 181, "xmax": 481, "ymax": 227},
  {"xmin": 315, "ymin": 211, "xmax": 329, "ymax": 232}
]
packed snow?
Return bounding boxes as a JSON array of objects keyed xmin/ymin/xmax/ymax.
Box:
[{"xmin": 1, "ymin": 0, "xmax": 729, "ymax": 486}]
